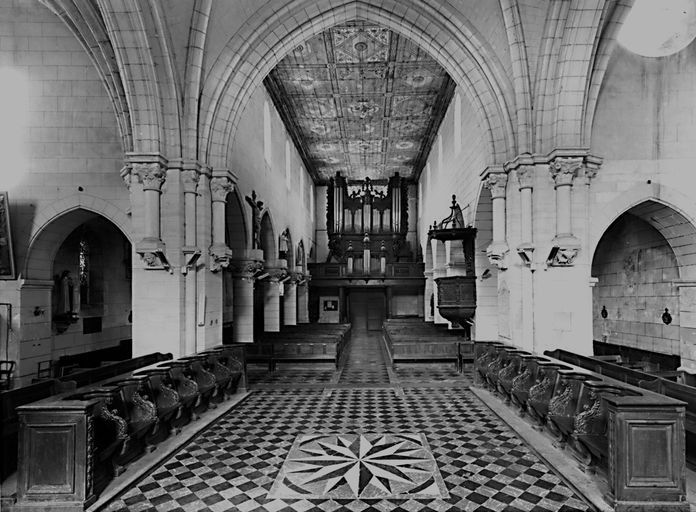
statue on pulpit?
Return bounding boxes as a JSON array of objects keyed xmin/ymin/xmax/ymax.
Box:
[{"xmin": 438, "ymin": 195, "xmax": 465, "ymax": 229}]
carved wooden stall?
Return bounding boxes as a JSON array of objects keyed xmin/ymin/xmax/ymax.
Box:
[
  {"xmin": 474, "ymin": 342, "xmax": 688, "ymax": 512},
  {"xmin": 13, "ymin": 346, "xmax": 246, "ymax": 512}
]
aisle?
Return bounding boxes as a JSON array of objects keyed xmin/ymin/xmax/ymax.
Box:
[
  {"xmin": 337, "ymin": 331, "xmax": 390, "ymax": 386},
  {"xmin": 103, "ymin": 328, "xmax": 595, "ymax": 512}
]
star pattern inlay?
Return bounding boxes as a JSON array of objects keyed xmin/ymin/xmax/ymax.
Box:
[{"xmin": 269, "ymin": 433, "xmax": 449, "ymax": 499}]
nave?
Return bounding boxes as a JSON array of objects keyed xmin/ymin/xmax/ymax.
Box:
[{"xmin": 104, "ymin": 335, "xmax": 592, "ymax": 512}]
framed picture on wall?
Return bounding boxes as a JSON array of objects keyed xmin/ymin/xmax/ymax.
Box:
[
  {"xmin": 0, "ymin": 192, "xmax": 16, "ymax": 279},
  {"xmin": 323, "ymin": 300, "xmax": 338, "ymax": 311}
]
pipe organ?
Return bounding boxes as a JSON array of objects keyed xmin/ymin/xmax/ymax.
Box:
[{"xmin": 326, "ymin": 172, "xmax": 411, "ymax": 266}]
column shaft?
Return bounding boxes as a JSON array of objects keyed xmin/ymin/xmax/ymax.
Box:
[
  {"xmin": 264, "ymin": 281, "xmax": 281, "ymax": 332},
  {"xmin": 283, "ymin": 283, "xmax": 297, "ymax": 326},
  {"xmin": 233, "ymin": 278, "xmax": 255, "ymax": 343}
]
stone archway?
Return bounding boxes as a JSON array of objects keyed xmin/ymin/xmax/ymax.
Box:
[
  {"xmin": 592, "ymin": 200, "xmax": 696, "ymax": 371},
  {"xmin": 472, "ymin": 185, "xmax": 498, "ymax": 340},
  {"xmin": 18, "ymin": 208, "xmax": 132, "ymax": 382}
]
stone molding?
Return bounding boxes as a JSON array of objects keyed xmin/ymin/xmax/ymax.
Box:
[{"xmin": 486, "ymin": 241, "xmax": 509, "ymax": 270}]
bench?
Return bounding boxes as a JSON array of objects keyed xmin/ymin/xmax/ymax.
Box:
[
  {"xmin": 477, "ymin": 343, "xmax": 687, "ymax": 511},
  {"xmin": 13, "ymin": 346, "xmax": 246, "ymax": 511},
  {"xmin": 246, "ymin": 323, "xmax": 351, "ymax": 370},
  {"xmin": 382, "ymin": 319, "xmax": 473, "ymax": 370}
]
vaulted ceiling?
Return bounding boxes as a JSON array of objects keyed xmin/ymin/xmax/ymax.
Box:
[{"xmin": 264, "ymin": 21, "xmax": 455, "ymax": 185}]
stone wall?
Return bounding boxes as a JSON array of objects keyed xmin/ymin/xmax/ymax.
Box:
[{"xmin": 593, "ymin": 214, "xmax": 681, "ymax": 356}]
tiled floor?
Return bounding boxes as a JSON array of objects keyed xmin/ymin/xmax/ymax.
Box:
[{"xmin": 104, "ymin": 332, "xmax": 593, "ymax": 512}]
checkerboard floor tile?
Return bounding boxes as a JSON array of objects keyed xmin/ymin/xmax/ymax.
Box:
[{"xmin": 108, "ymin": 380, "xmax": 593, "ymax": 511}]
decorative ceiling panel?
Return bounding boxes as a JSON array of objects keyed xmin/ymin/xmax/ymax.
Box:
[{"xmin": 264, "ymin": 21, "xmax": 455, "ymax": 184}]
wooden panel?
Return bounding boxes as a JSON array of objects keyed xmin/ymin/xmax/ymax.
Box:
[
  {"xmin": 25, "ymin": 423, "xmax": 75, "ymax": 494},
  {"xmin": 627, "ymin": 422, "xmax": 675, "ymax": 486}
]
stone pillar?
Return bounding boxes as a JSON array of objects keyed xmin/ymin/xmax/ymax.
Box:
[
  {"xmin": 230, "ymin": 250, "xmax": 264, "ymax": 343},
  {"xmin": 676, "ymin": 281, "xmax": 696, "ymax": 373},
  {"xmin": 516, "ymin": 165, "xmax": 535, "ymax": 264},
  {"xmin": 424, "ymin": 270, "xmax": 434, "ymax": 322},
  {"xmin": 264, "ymin": 267, "xmax": 288, "ymax": 332},
  {"xmin": 209, "ymin": 170, "xmax": 236, "ymax": 272},
  {"xmin": 484, "ymin": 170, "xmax": 509, "ymax": 270},
  {"xmin": 132, "ymin": 159, "xmax": 167, "ymax": 263},
  {"xmin": 548, "ymin": 157, "xmax": 583, "ymax": 266},
  {"xmin": 283, "ymin": 282, "xmax": 297, "ymax": 326},
  {"xmin": 297, "ymin": 281, "xmax": 310, "ymax": 323},
  {"xmin": 182, "ymin": 167, "xmax": 200, "ymax": 356}
]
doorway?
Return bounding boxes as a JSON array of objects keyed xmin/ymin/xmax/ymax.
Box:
[{"xmin": 349, "ymin": 290, "xmax": 385, "ymax": 332}]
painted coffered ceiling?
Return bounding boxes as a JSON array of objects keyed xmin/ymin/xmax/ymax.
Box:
[{"xmin": 264, "ymin": 21, "xmax": 455, "ymax": 184}]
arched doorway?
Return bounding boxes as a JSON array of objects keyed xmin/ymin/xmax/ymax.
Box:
[
  {"xmin": 254, "ymin": 211, "xmax": 276, "ymax": 336},
  {"xmin": 20, "ymin": 209, "xmax": 132, "ymax": 380},
  {"xmin": 592, "ymin": 200, "xmax": 696, "ymax": 370},
  {"xmin": 223, "ymin": 190, "xmax": 248, "ymax": 338},
  {"xmin": 473, "ymin": 186, "xmax": 499, "ymax": 340}
]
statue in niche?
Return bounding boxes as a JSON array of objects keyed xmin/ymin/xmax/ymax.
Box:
[
  {"xmin": 279, "ymin": 228, "xmax": 290, "ymax": 259},
  {"xmin": 56, "ymin": 270, "xmax": 75, "ymax": 314},
  {"xmin": 245, "ymin": 190, "xmax": 264, "ymax": 250}
]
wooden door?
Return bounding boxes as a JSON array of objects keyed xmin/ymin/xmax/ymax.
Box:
[{"xmin": 349, "ymin": 290, "xmax": 385, "ymax": 332}]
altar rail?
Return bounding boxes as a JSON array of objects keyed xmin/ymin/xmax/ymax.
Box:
[
  {"xmin": 475, "ymin": 341, "xmax": 688, "ymax": 512},
  {"xmin": 13, "ymin": 346, "xmax": 246, "ymax": 512},
  {"xmin": 547, "ymin": 348, "xmax": 696, "ymax": 466},
  {"xmin": 382, "ymin": 318, "xmax": 474, "ymax": 371},
  {"xmin": 245, "ymin": 323, "xmax": 351, "ymax": 370}
]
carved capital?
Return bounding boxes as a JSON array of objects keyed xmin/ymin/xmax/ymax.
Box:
[
  {"xmin": 516, "ymin": 165, "xmax": 535, "ymax": 190},
  {"xmin": 549, "ymin": 157, "xmax": 583, "ymax": 188},
  {"xmin": 486, "ymin": 241, "xmax": 509, "ymax": 270},
  {"xmin": 209, "ymin": 244, "xmax": 233, "ymax": 272},
  {"xmin": 134, "ymin": 163, "xmax": 166, "ymax": 191},
  {"xmin": 229, "ymin": 260, "xmax": 264, "ymax": 279},
  {"xmin": 268, "ymin": 268, "xmax": 289, "ymax": 282},
  {"xmin": 548, "ymin": 235, "xmax": 581, "ymax": 267},
  {"xmin": 181, "ymin": 170, "xmax": 200, "ymax": 194},
  {"xmin": 483, "ymin": 172, "xmax": 508, "ymax": 199},
  {"xmin": 210, "ymin": 176, "xmax": 233, "ymax": 202}
]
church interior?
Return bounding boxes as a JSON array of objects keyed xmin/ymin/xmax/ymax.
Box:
[{"xmin": 1, "ymin": 0, "xmax": 696, "ymax": 510}]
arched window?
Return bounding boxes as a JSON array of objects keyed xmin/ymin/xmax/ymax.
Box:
[{"xmin": 78, "ymin": 234, "xmax": 90, "ymax": 305}]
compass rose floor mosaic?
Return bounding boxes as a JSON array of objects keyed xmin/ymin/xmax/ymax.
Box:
[{"xmin": 105, "ymin": 333, "xmax": 594, "ymax": 512}]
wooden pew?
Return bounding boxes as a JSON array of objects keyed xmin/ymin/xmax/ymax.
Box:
[
  {"xmin": 476, "ymin": 342, "xmax": 688, "ymax": 511},
  {"xmin": 13, "ymin": 347, "xmax": 246, "ymax": 511},
  {"xmin": 382, "ymin": 319, "xmax": 471, "ymax": 369},
  {"xmin": 248, "ymin": 323, "xmax": 351, "ymax": 370},
  {"xmin": 1, "ymin": 379, "xmax": 76, "ymax": 480}
]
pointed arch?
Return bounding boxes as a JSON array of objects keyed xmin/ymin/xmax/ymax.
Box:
[{"xmin": 199, "ymin": 0, "xmax": 516, "ymax": 168}]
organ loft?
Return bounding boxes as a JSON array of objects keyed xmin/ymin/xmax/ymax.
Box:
[{"xmin": 0, "ymin": 1, "xmax": 696, "ymax": 511}]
